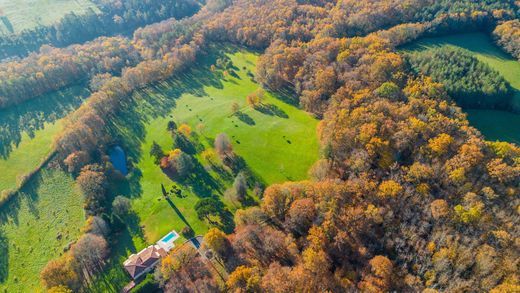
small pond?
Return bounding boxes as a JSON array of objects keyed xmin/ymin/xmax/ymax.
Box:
[{"xmin": 109, "ymin": 145, "xmax": 128, "ymax": 175}]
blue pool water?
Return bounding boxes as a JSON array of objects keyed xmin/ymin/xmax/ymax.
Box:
[
  {"xmin": 162, "ymin": 232, "xmax": 177, "ymax": 243},
  {"xmin": 109, "ymin": 146, "xmax": 128, "ymax": 175}
]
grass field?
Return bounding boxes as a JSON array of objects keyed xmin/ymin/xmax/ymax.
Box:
[
  {"xmin": 403, "ymin": 32, "xmax": 520, "ymax": 145},
  {"xmin": 0, "ymin": 168, "xmax": 85, "ymax": 292},
  {"xmin": 89, "ymin": 45, "xmax": 320, "ymax": 292},
  {"xmin": 0, "ymin": 86, "xmax": 89, "ymax": 193},
  {"xmin": 0, "ymin": 86, "xmax": 88, "ymax": 291},
  {"xmin": 0, "ymin": 0, "xmax": 98, "ymax": 34}
]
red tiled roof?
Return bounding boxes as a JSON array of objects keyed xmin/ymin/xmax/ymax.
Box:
[{"xmin": 124, "ymin": 245, "xmax": 167, "ymax": 279}]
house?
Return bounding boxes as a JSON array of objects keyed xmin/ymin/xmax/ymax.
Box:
[
  {"xmin": 123, "ymin": 230, "xmax": 180, "ymax": 280},
  {"xmin": 123, "ymin": 245, "xmax": 167, "ymax": 280}
]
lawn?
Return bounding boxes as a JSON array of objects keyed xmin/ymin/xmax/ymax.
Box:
[
  {"xmin": 0, "ymin": 0, "xmax": 98, "ymax": 34},
  {"xmin": 90, "ymin": 45, "xmax": 320, "ymax": 292},
  {"xmin": 403, "ymin": 32, "xmax": 520, "ymax": 145},
  {"xmin": 0, "ymin": 85, "xmax": 89, "ymax": 193},
  {"xmin": 0, "ymin": 168, "xmax": 85, "ymax": 292}
]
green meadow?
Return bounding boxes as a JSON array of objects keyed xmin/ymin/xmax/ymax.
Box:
[
  {"xmin": 0, "ymin": 0, "xmax": 98, "ymax": 34},
  {"xmin": 90, "ymin": 45, "xmax": 320, "ymax": 292},
  {"xmin": 404, "ymin": 32, "xmax": 520, "ymax": 145},
  {"xmin": 0, "ymin": 86, "xmax": 89, "ymax": 291},
  {"xmin": 0, "ymin": 168, "xmax": 85, "ymax": 292},
  {"xmin": 0, "ymin": 86, "xmax": 89, "ymax": 193}
]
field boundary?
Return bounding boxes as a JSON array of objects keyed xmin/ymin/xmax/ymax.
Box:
[{"xmin": 0, "ymin": 149, "xmax": 57, "ymax": 208}]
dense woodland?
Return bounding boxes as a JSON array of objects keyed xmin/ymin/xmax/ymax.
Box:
[
  {"xmin": 407, "ymin": 47, "xmax": 513, "ymax": 110},
  {"xmin": 9, "ymin": 0, "xmax": 518, "ymax": 292}
]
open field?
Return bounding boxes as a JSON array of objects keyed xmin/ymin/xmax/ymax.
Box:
[
  {"xmin": 0, "ymin": 168, "xmax": 85, "ymax": 292},
  {"xmin": 0, "ymin": 0, "xmax": 98, "ymax": 34},
  {"xmin": 0, "ymin": 86, "xmax": 89, "ymax": 193},
  {"xmin": 89, "ymin": 45, "xmax": 320, "ymax": 292},
  {"xmin": 0, "ymin": 86, "xmax": 88, "ymax": 291},
  {"xmin": 403, "ymin": 32, "xmax": 520, "ymax": 144}
]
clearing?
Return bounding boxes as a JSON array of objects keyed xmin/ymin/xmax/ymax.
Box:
[
  {"xmin": 403, "ymin": 32, "xmax": 520, "ymax": 144},
  {"xmin": 89, "ymin": 45, "xmax": 320, "ymax": 292}
]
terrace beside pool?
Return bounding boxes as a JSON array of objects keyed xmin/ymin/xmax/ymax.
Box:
[{"xmin": 157, "ymin": 230, "xmax": 179, "ymax": 251}]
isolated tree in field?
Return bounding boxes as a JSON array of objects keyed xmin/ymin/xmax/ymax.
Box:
[
  {"xmin": 231, "ymin": 102, "xmax": 240, "ymax": 114},
  {"xmin": 150, "ymin": 141, "xmax": 164, "ymax": 165},
  {"xmin": 246, "ymin": 93, "xmax": 260, "ymax": 108},
  {"xmin": 215, "ymin": 133, "xmax": 233, "ymax": 158},
  {"xmin": 233, "ymin": 172, "xmax": 248, "ymax": 202},
  {"xmin": 178, "ymin": 124, "xmax": 192, "ymax": 137},
  {"xmin": 40, "ymin": 256, "xmax": 79, "ymax": 290},
  {"xmin": 112, "ymin": 196, "xmax": 131, "ymax": 217},
  {"xmin": 167, "ymin": 120, "xmax": 177, "ymax": 132},
  {"xmin": 71, "ymin": 233, "xmax": 109, "ymax": 279}
]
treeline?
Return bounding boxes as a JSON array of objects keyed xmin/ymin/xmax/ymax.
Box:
[
  {"xmin": 494, "ymin": 20, "xmax": 520, "ymax": 60},
  {"xmin": 0, "ymin": 37, "xmax": 140, "ymax": 109},
  {"xmin": 0, "ymin": 0, "xmax": 201, "ymax": 59},
  {"xmin": 407, "ymin": 47, "xmax": 513, "ymax": 110}
]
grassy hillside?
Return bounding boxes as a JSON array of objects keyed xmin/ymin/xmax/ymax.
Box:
[
  {"xmin": 403, "ymin": 32, "xmax": 520, "ymax": 145},
  {"xmin": 0, "ymin": 168, "xmax": 85, "ymax": 292},
  {"xmin": 90, "ymin": 45, "xmax": 320, "ymax": 292},
  {"xmin": 0, "ymin": 0, "xmax": 98, "ymax": 34},
  {"xmin": 0, "ymin": 86, "xmax": 89, "ymax": 193}
]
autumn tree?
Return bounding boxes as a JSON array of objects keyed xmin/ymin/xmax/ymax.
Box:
[
  {"xmin": 70, "ymin": 233, "xmax": 109, "ymax": 280},
  {"xmin": 358, "ymin": 256, "xmax": 394, "ymax": 292},
  {"xmin": 215, "ymin": 133, "xmax": 233, "ymax": 159},
  {"xmin": 40, "ymin": 256, "xmax": 79, "ymax": 291},
  {"xmin": 203, "ymin": 228, "xmax": 232, "ymax": 259},
  {"xmin": 76, "ymin": 166, "xmax": 108, "ymax": 214}
]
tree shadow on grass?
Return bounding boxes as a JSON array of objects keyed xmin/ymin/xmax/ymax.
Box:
[
  {"xmin": 0, "ymin": 85, "xmax": 89, "ymax": 159},
  {"xmin": 165, "ymin": 197, "xmax": 194, "ymax": 232},
  {"xmin": 235, "ymin": 111, "xmax": 255, "ymax": 125},
  {"xmin": 0, "ymin": 229, "xmax": 8, "ymax": 283},
  {"xmin": 269, "ymin": 86, "xmax": 300, "ymax": 107},
  {"xmin": 255, "ymin": 103, "xmax": 289, "ymax": 118},
  {"xmin": 0, "ymin": 168, "xmax": 46, "ymax": 227}
]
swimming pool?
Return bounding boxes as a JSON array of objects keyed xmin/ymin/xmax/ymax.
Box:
[
  {"xmin": 161, "ymin": 231, "xmax": 178, "ymax": 243},
  {"xmin": 157, "ymin": 231, "xmax": 179, "ymax": 251}
]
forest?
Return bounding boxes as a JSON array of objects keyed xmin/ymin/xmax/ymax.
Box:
[
  {"xmin": 1, "ymin": 0, "xmax": 520, "ymax": 292},
  {"xmin": 406, "ymin": 47, "xmax": 513, "ymax": 109}
]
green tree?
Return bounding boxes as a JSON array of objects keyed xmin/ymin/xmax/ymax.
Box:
[{"xmin": 150, "ymin": 141, "xmax": 164, "ymax": 165}]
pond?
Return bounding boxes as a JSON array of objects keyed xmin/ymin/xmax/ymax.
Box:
[
  {"xmin": 109, "ymin": 145, "xmax": 128, "ymax": 175},
  {"xmin": 403, "ymin": 32, "xmax": 520, "ymax": 145}
]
